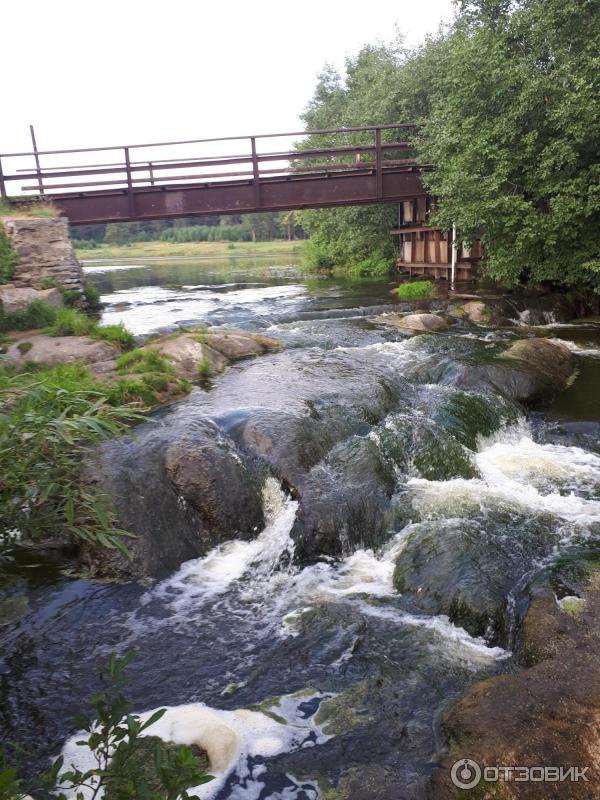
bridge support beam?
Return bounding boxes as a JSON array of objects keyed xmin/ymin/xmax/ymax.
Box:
[{"xmin": 51, "ymin": 168, "xmax": 427, "ymax": 225}]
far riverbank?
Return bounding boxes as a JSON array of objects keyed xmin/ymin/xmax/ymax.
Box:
[{"xmin": 75, "ymin": 238, "xmax": 304, "ymax": 262}]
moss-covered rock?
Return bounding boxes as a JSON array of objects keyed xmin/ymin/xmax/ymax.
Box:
[
  {"xmin": 394, "ymin": 514, "xmax": 556, "ymax": 644},
  {"xmin": 314, "ymin": 684, "xmax": 370, "ymax": 736}
]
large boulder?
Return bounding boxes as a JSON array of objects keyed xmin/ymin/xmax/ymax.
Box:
[
  {"xmin": 0, "ymin": 286, "xmax": 39, "ymax": 313},
  {"xmin": 499, "ymin": 336, "xmax": 574, "ymax": 381},
  {"xmin": 5, "ymin": 334, "xmax": 117, "ymax": 366},
  {"xmin": 450, "ymin": 337, "xmax": 575, "ymax": 404},
  {"xmin": 0, "ymin": 285, "xmax": 62, "ymax": 314},
  {"xmin": 85, "ymin": 419, "xmax": 264, "ymax": 578},
  {"xmin": 430, "ymin": 569, "xmax": 600, "ymax": 799}
]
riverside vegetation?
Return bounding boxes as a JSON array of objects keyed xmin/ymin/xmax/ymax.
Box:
[
  {"xmin": 299, "ymin": 0, "xmax": 600, "ymax": 292},
  {"xmin": 0, "ymin": 296, "xmax": 281, "ymax": 567},
  {"xmin": 1, "ymin": 653, "xmax": 213, "ymax": 799}
]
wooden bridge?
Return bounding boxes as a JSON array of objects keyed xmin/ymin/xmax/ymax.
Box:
[{"xmin": 0, "ymin": 124, "xmax": 428, "ymax": 225}]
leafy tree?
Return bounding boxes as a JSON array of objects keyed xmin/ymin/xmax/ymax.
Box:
[
  {"xmin": 298, "ymin": 36, "xmax": 420, "ymax": 271},
  {"xmin": 301, "ymin": 1, "xmax": 600, "ymax": 289},
  {"xmin": 418, "ymin": 0, "xmax": 600, "ymax": 287},
  {"xmin": 240, "ymin": 212, "xmax": 282, "ymax": 241}
]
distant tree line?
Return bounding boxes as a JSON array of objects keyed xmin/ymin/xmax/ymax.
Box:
[{"xmin": 72, "ymin": 211, "xmax": 305, "ymax": 248}]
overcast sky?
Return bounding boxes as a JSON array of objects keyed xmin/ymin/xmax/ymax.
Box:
[{"xmin": 3, "ymin": 0, "xmax": 454, "ymax": 158}]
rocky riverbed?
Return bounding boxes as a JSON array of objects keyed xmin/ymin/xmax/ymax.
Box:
[{"xmin": 2, "ymin": 263, "xmax": 600, "ymax": 799}]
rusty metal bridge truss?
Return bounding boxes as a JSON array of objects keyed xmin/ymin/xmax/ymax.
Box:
[{"xmin": 0, "ymin": 124, "xmax": 428, "ymax": 225}]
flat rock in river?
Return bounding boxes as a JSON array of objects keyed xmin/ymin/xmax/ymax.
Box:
[
  {"xmin": 153, "ymin": 334, "xmax": 228, "ymax": 380},
  {"xmin": 378, "ymin": 313, "xmax": 449, "ymax": 332},
  {"xmin": 5, "ymin": 333, "xmax": 118, "ymax": 366},
  {"xmin": 151, "ymin": 330, "xmax": 282, "ymax": 380},
  {"xmin": 202, "ymin": 330, "xmax": 282, "ymax": 360}
]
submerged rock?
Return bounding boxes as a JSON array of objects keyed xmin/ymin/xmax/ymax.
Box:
[{"xmin": 0, "ymin": 595, "xmax": 29, "ymax": 626}]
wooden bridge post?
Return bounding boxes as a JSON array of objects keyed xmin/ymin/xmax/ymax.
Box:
[
  {"xmin": 250, "ymin": 137, "xmax": 261, "ymax": 209},
  {"xmin": 29, "ymin": 125, "xmax": 45, "ymax": 196}
]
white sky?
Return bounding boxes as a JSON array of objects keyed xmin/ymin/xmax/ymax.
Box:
[{"xmin": 3, "ymin": 0, "xmax": 455, "ymax": 157}]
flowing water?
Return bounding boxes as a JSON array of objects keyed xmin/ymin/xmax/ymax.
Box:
[{"xmin": 2, "ymin": 256, "xmax": 600, "ymax": 798}]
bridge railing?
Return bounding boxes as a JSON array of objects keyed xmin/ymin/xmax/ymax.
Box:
[{"xmin": 0, "ymin": 124, "xmax": 417, "ymax": 204}]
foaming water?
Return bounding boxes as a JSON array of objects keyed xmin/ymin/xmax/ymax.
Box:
[
  {"xmin": 146, "ymin": 478, "xmax": 298, "ymax": 612},
  {"xmin": 409, "ymin": 421, "xmax": 600, "ymax": 527},
  {"xmin": 100, "ymin": 284, "xmax": 307, "ymax": 335},
  {"xmin": 61, "ymin": 691, "xmax": 331, "ymax": 800}
]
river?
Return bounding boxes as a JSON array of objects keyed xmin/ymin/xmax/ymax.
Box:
[{"xmin": 1, "ymin": 255, "xmax": 600, "ymax": 798}]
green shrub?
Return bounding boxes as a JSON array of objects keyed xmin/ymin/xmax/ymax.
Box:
[
  {"xmin": 116, "ymin": 347, "xmax": 173, "ymax": 375},
  {"xmin": 198, "ymin": 356, "xmax": 212, "ymax": 379},
  {"xmin": 83, "ymin": 281, "xmax": 102, "ymax": 311},
  {"xmin": 72, "ymin": 238, "xmax": 97, "ymax": 249},
  {"xmin": 394, "ymin": 280, "xmax": 437, "ymax": 300},
  {"xmin": 61, "ymin": 288, "xmax": 83, "ymax": 307},
  {"xmin": 349, "ymin": 257, "xmax": 393, "ymax": 279},
  {"xmin": 0, "ymin": 363, "xmax": 142, "ymax": 553},
  {"xmin": 106, "ymin": 375, "xmax": 191, "ymax": 407},
  {"xmin": 0, "ymin": 227, "xmax": 19, "ymax": 284},
  {"xmin": 0, "ymin": 653, "xmax": 213, "ymax": 798},
  {"xmin": 44, "ymin": 307, "xmax": 94, "ymax": 336}
]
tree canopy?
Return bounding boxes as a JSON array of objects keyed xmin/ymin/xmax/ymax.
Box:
[{"xmin": 301, "ymin": 0, "xmax": 600, "ymax": 289}]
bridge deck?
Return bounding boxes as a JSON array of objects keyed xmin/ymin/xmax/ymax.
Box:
[{"xmin": 0, "ymin": 124, "xmax": 428, "ymax": 224}]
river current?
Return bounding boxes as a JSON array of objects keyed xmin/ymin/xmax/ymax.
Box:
[{"xmin": 2, "ymin": 255, "xmax": 600, "ymax": 799}]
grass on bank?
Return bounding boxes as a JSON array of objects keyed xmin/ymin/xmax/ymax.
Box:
[
  {"xmin": 0, "ymin": 300, "xmax": 134, "ymax": 347},
  {"xmin": 0, "ymin": 302, "xmax": 190, "ymax": 557},
  {"xmin": 75, "ymin": 238, "xmax": 304, "ymax": 261},
  {"xmin": 0, "ymin": 363, "xmax": 141, "ymax": 555},
  {"xmin": 0, "ymin": 226, "xmax": 18, "ymax": 283},
  {"xmin": 0, "ymin": 200, "xmax": 59, "ymax": 218},
  {"xmin": 393, "ymin": 280, "xmax": 437, "ymax": 300}
]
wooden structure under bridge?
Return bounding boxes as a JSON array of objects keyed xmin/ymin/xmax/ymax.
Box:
[{"xmin": 392, "ymin": 197, "xmax": 481, "ymax": 281}]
